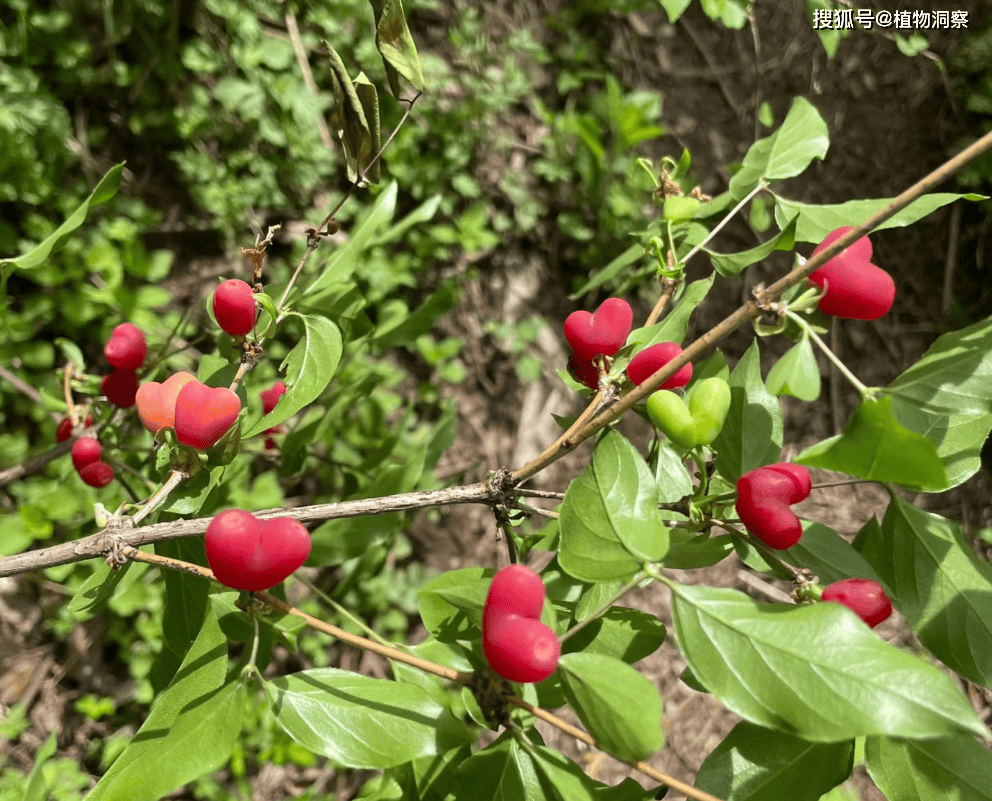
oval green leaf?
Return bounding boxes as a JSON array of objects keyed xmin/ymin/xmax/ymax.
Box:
[
  {"xmin": 559, "ymin": 651, "xmax": 663, "ymax": 762},
  {"xmin": 266, "ymin": 668, "xmax": 474, "ymax": 769},
  {"xmin": 695, "ymin": 720, "xmax": 854, "ymax": 801},
  {"xmin": 669, "ymin": 582, "xmax": 987, "ymax": 742}
]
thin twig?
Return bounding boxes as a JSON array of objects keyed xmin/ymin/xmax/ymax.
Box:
[
  {"xmin": 284, "ymin": 10, "xmax": 333, "ymax": 150},
  {"xmin": 0, "ymin": 478, "xmax": 510, "ymax": 577}
]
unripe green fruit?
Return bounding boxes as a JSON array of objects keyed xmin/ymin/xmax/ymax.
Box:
[{"xmin": 646, "ymin": 377, "xmax": 731, "ymax": 448}]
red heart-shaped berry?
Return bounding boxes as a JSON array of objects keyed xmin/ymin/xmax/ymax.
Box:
[
  {"xmin": 735, "ymin": 463, "xmax": 812, "ymax": 549},
  {"xmin": 104, "ymin": 323, "xmax": 148, "ymax": 370},
  {"xmin": 102, "ymin": 370, "xmax": 139, "ymax": 408},
  {"xmin": 626, "ymin": 342, "xmax": 692, "ymax": 389},
  {"xmin": 563, "ymin": 298, "xmax": 633, "ymax": 361},
  {"xmin": 482, "ymin": 565, "xmax": 558, "ymax": 683},
  {"xmin": 809, "ymin": 227, "xmax": 895, "ymax": 320},
  {"xmin": 174, "ymin": 381, "xmax": 241, "ymax": 450},
  {"xmin": 205, "ymin": 509, "xmax": 312, "ymax": 592},
  {"xmin": 136, "ymin": 372, "xmax": 197, "ymax": 434},
  {"xmin": 821, "ymin": 578, "xmax": 892, "ymax": 628},
  {"xmin": 483, "ymin": 613, "xmax": 560, "ymax": 684}
]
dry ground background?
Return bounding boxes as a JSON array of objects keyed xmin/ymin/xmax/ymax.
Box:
[{"xmin": 2, "ymin": 0, "xmax": 992, "ymax": 799}]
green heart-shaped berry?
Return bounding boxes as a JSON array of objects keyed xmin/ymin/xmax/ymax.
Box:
[{"xmin": 646, "ymin": 377, "xmax": 731, "ymax": 448}]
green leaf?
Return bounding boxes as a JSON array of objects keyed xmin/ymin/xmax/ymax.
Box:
[
  {"xmin": 883, "ymin": 314, "xmax": 992, "ymax": 488},
  {"xmin": 368, "ymin": 0, "xmax": 426, "ymax": 95},
  {"xmin": 795, "ymin": 396, "xmax": 948, "ymax": 491},
  {"xmin": 303, "ymin": 181, "xmax": 399, "ymax": 299},
  {"xmin": 695, "ymin": 720, "xmax": 854, "ymax": 801},
  {"xmin": 805, "ymin": 0, "xmax": 845, "ymax": 58},
  {"xmin": 784, "ymin": 522, "xmax": 886, "ymax": 589},
  {"xmin": 559, "ymin": 652, "xmax": 663, "ymax": 762},
  {"xmin": 699, "ymin": 0, "xmax": 749, "ymax": 28},
  {"xmin": 729, "ymin": 98, "xmax": 828, "ymax": 199},
  {"xmin": 663, "ymin": 532, "xmax": 735, "ymax": 570},
  {"xmin": 559, "ymin": 431, "xmax": 669, "ymax": 582},
  {"xmin": 894, "ymin": 32, "xmax": 930, "ymax": 58},
  {"xmin": 663, "ymin": 196, "xmax": 700, "ymax": 222},
  {"xmin": 374, "ymin": 281, "xmax": 459, "ymax": 349},
  {"xmin": 68, "ymin": 559, "xmax": 140, "ymax": 617},
  {"xmin": 23, "ymin": 731, "xmax": 57, "ymax": 801},
  {"xmin": 627, "ymin": 276, "xmax": 714, "ymax": 349},
  {"xmin": 529, "ymin": 743, "xmax": 658, "ymax": 801},
  {"xmin": 713, "ymin": 340, "xmax": 784, "ymax": 483},
  {"xmin": 865, "ymin": 734, "xmax": 992, "ymax": 801},
  {"xmin": 707, "ymin": 217, "xmax": 798, "ymax": 278},
  {"xmin": 569, "ymin": 244, "xmax": 645, "ymax": 299},
  {"xmin": 574, "ymin": 580, "xmax": 623, "ymax": 621},
  {"xmin": 1, "ymin": 162, "xmax": 124, "ymax": 272},
  {"xmin": 158, "ymin": 539, "xmax": 209, "ymax": 660},
  {"xmin": 456, "ymin": 734, "xmax": 543, "ymax": 800},
  {"xmin": 773, "ymin": 193, "xmax": 986, "ymax": 244},
  {"xmin": 322, "ymin": 42, "xmax": 374, "ymax": 183},
  {"xmin": 562, "ymin": 605, "xmax": 667, "ymax": 664},
  {"xmin": 369, "ymin": 193, "xmax": 442, "ymax": 246},
  {"xmin": 394, "ymin": 745, "xmax": 472, "ymax": 801},
  {"xmin": 659, "ymin": 0, "xmax": 694, "ymax": 23},
  {"xmin": 354, "ymin": 73, "xmax": 381, "ymax": 183},
  {"xmin": 853, "ymin": 500, "xmax": 992, "ymax": 689},
  {"xmin": 86, "ymin": 609, "xmax": 234, "ymax": 801},
  {"xmin": 668, "ymin": 582, "xmax": 988, "ymax": 742},
  {"xmin": 417, "ymin": 567, "xmax": 490, "ymax": 642},
  {"xmin": 766, "ymin": 335, "xmax": 821, "ymax": 401},
  {"xmin": 267, "ymin": 668, "xmax": 473, "ymax": 769},
  {"xmin": 244, "ymin": 314, "xmax": 342, "ymax": 437},
  {"xmin": 655, "ymin": 440, "xmax": 694, "ymax": 502}
]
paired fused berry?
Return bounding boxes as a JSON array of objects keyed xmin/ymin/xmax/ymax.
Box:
[
  {"xmin": 646, "ymin": 377, "xmax": 731, "ymax": 449},
  {"xmin": 174, "ymin": 381, "xmax": 241, "ymax": 450},
  {"xmin": 482, "ymin": 564, "xmax": 559, "ymax": 684},
  {"xmin": 808, "ymin": 227, "xmax": 895, "ymax": 321},
  {"xmin": 205, "ymin": 509, "xmax": 312, "ymax": 592},
  {"xmin": 70, "ymin": 436, "xmax": 114, "ymax": 488},
  {"xmin": 136, "ymin": 372, "xmax": 197, "ymax": 434},
  {"xmin": 627, "ymin": 342, "xmax": 692, "ymax": 389},
  {"xmin": 563, "ymin": 298, "xmax": 633, "ymax": 362},
  {"xmin": 735, "ymin": 463, "xmax": 812, "ymax": 549},
  {"xmin": 71, "ymin": 437, "xmax": 102, "ymax": 471},
  {"xmin": 213, "ymin": 279, "xmax": 258, "ymax": 337},
  {"xmin": 821, "ymin": 578, "xmax": 892, "ymax": 628}
]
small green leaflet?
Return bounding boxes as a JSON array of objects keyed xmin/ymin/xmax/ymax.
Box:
[{"xmin": 244, "ymin": 313, "xmax": 342, "ymax": 437}]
